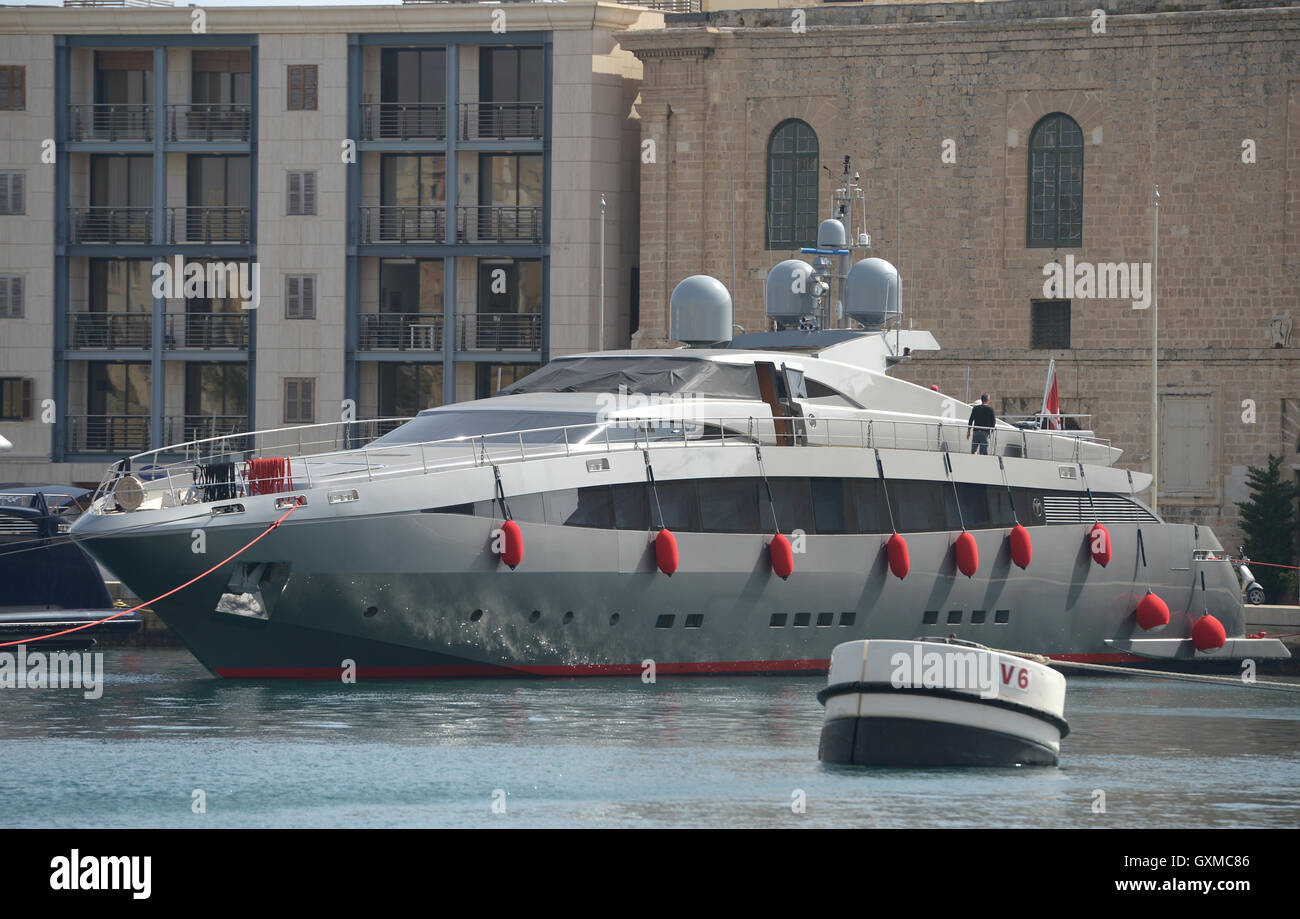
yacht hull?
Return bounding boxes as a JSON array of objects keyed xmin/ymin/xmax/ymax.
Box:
[{"xmin": 75, "ymin": 509, "xmax": 1259, "ymax": 678}]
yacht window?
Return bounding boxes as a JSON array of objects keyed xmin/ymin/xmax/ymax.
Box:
[
  {"xmin": 758, "ymin": 477, "xmax": 815, "ymax": 534},
  {"xmin": 890, "ymin": 480, "xmax": 946, "ymax": 533},
  {"xmin": 367, "ymin": 409, "xmax": 599, "ymax": 447},
  {"xmin": 988, "ymin": 487, "xmax": 1018, "ymax": 527},
  {"xmin": 804, "ymin": 379, "xmax": 861, "ymax": 408},
  {"xmin": 482, "ymin": 492, "xmax": 543, "ymax": 523},
  {"xmin": 951, "ymin": 483, "xmax": 991, "ymax": 530},
  {"xmin": 850, "ymin": 479, "xmax": 889, "ymax": 534},
  {"xmin": 699, "ymin": 477, "xmax": 760, "ymax": 533},
  {"xmin": 547, "ymin": 486, "xmax": 614, "ymax": 529},
  {"xmin": 612, "ymin": 482, "xmax": 650, "ymax": 531},
  {"xmin": 656, "ymin": 480, "xmax": 700, "ymax": 532},
  {"xmin": 810, "ymin": 478, "xmax": 850, "ymax": 534},
  {"xmin": 498, "ymin": 356, "xmax": 761, "ymax": 401}
]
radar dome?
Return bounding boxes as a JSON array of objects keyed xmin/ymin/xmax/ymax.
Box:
[
  {"xmin": 765, "ymin": 260, "xmax": 815, "ymax": 322},
  {"xmin": 844, "ymin": 257, "xmax": 901, "ymax": 329},
  {"xmin": 670, "ymin": 275, "xmax": 733, "ymax": 346},
  {"xmin": 817, "ymin": 218, "xmax": 847, "ymax": 249}
]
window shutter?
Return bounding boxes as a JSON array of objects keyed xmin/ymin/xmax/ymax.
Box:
[
  {"xmin": 285, "ymin": 379, "xmax": 299, "ymax": 423},
  {"xmin": 287, "ymin": 172, "xmax": 301, "ymax": 215},
  {"xmin": 302, "ymin": 172, "xmax": 316, "ymax": 215},
  {"xmin": 0, "ymin": 175, "xmax": 8, "ymax": 215},
  {"xmin": 287, "ymin": 65, "xmax": 302, "ymax": 110},
  {"xmin": 304, "ymin": 66, "xmax": 318, "ymax": 110},
  {"xmin": 302, "ymin": 276, "xmax": 315, "ymax": 318},
  {"xmin": 286, "ymin": 275, "xmax": 300, "ymax": 318},
  {"xmin": 302, "ymin": 379, "xmax": 314, "ymax": 422},
  {"xmin": 0, "ymin": 277, "xmax": 7, "ymax": 317},
  {"xmin": 11, "ymin": 275, "xmax": 21, "ymax": 318},
  {"xmin": 12, "ymin": 66, "xmax": 23, "ymax": 110},
  {"xmin": 21, "ymin": 378, "xmax": 32, "ymax": 421},
  {"xmin": 10, "ymin": 172, "xmax": 23, "ymax": 215}
]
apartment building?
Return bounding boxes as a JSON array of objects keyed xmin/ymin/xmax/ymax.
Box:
[{"xmin": 0, "ymin": 0, "xmax": 659, "ymax": 483}]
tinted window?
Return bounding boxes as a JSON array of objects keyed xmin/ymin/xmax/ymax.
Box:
[
  {"xmin": 953, "ymin": 483, "xmax": 990, "ymax": 530},
  {"xmin": 698, "ymin": 477, "xmax": 759, "ymax": 533},
  {"xmin": 988, "ymin": 486, "xmax": 1018, "ymax": 527},
  {"xmin": 507, "ymin": 492, "xmax": 544, "ymax": 523},
  {"xmin": 811, "ymin": 478, "xmax": 850, "ymax": 534},
  {"xmin": 656, "ymin": 480, "xmax": 700, "ymax": 532},
  {"xmin": 613, "ymin": 482, "xmax": 650, "ymax": 531},
  {"xmin": 851, "ymin": 479, "xmax": 889, "ymax": 533},
  {"xmin": 759, "ymin": 477, "xmax": 814, "ymax": 534},
  {"xmin": 1013, "ymin": 487, "xmax": 1046, "ymax": 526},
  {"xmin": 890, "ymin": 480, "xmax": 946, "ymax": 533},
  {"xmin": 546, "ymin": 486, "xmax": 613, "ymax": 529}
]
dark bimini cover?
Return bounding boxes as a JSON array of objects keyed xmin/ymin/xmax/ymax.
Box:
[{"xmin": 498, "ymin": 356, "xmax": 761, "ymax": 400}]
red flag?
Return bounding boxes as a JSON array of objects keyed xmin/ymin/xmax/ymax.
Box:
[{"xmin": 1043, "ymin": 361, "xmax": 1062, "ymax": 430}]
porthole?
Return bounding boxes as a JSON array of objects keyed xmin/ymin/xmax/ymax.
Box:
[
  {"xmin": 839, "ymin": 612, "xmax": 856, "ymax": 626},
  {"xmin": 684, "ymin": 614, "xmax": 703, "ymax": 629},
  {"xmin": 816, "ymin": 613, "xmax": 833, "ymax": 627},
  {"xmin": 922, "ymin": 610, "xmax": 939, "ymax": 625},
  {"xmin": 947, "ymin": 610, "xmax": 962, "ymax": 624},
  {"xmin": 562, "ymin": 611, "xmax": 574, "ymax": 624},
  {"xmin": 971, "ymin": 610, "xmax": 987, "ymax": 624},
  {"xmin": 994, "ymin": 609, "xmax": 1010, "ymax": 624},
  {"xmin": 769, "ymin": 613, "xmax": 788, "ymax": 627},
  {"xmin": 793, "ymin": 612, "xmax": 811, "ymax": 627},
  {"xmin": 363, "ymin": 606, "xmax": 378, "ymax": 619},
  {"xmin": 528, "ymin": 610, "xmax": 541, "ymax": 623},
  {"xmin": 609, "ymin": 613, "xmax": 620, "ymax": 626},
  {"xmin": 470, "ymin": 609, "xmax": 483, "ymax": 622},
  {"xmin": 655, "ymin": 614, "xmax": 675, "ymax": 629}
]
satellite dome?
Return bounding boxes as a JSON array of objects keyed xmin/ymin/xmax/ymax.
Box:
[{"xmin": 670, "ymin": 275, "xmax": 733, "ymax": 346}]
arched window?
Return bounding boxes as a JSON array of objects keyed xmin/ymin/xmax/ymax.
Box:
[
  {"xmin": 1028, "ymin": 113, "xmax": 1083, "ymax": 248},
  {"xmin": 766, "ymin": 120, "xmax": 819, "ymax": 249}
]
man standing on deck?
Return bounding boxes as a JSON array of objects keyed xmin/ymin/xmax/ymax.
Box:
[{"xmin": 967, "ymin": 394, "xmax": 995, "ymax": 455}]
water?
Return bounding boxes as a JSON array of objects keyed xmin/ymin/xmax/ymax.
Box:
[{"xmin": 1, "ymin": 649, "xmax": 1297, "ymax": 828}]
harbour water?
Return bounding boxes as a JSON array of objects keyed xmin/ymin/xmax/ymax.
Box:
[{"xmin": 1, "ymin": 649, "xmax": 1297, "ymax": 829}]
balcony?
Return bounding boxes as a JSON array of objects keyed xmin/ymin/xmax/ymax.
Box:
[
  {"xmin": 167, "ymin": 206, "xmax": 251, "ymax": 244},
  {"xmin": 68, "ymin": 103, "xmax": 153, "ymax": 142},
  {"xmin": 164, "ymin": 313, "xmax": 249, "ymax": 350},
  {"xmin": 359, "ymin": 312, "xmax": 443, "ymax": 351},
  {"xmin": 361, "ymin": 103, "xmax": 447, "ymax": 141},
  {"xmin": 456, "ymin": 312, "xmax": 541, "ymax": 351},
  {"xmin": 66, "ymin": 413, "xmax": 151, "ymax": 453},
  {"xmin": 458, "ymin": 205, "xmax": 543, "ymax": 244},
  {"xmin": 69, "ymin": 207, "xmax": 153, "ymax": 244},
  {"xmin": 163, "ymin": 414, "xmax": 248, "ymax": 445},
  {"xmin": 459, "ymin": 102, "xmax": 544, "ymax": 142},
  {"xmin": 167, "ymin": 103, "xmax": 251, "ymax": 142},
  {"xmin": 69, "ymin": 312, "xmax": 152, "ymax": 350},
  {"xmin": 360, "ymin": 206, "xmax": 449, "ymax": 244}
]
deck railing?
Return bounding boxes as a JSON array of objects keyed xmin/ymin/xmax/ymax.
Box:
[{"xmin": 90, "ymin": 413, "xmax": 1116, "ymax": 513}]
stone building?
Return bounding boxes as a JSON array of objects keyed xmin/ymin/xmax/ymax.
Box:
[{"xmin": 622, "ymin": 0, "xmax": 1300, "ymax": 550}]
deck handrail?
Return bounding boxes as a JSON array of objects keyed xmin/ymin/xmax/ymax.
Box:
[{"xmin": 90, "ymin": 413, "xmax": 1117, "ymax": 512}]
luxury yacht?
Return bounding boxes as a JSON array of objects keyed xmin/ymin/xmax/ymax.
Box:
[{"xmin": 70, "ymin": 217, "xmax": 1288, "ymax": 678}]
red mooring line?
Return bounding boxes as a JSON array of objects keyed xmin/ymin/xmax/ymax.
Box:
[
  {"xmin": 1227, "ymin": 557, "xmax": 1300, "ymax": 571},
  {"xmin": 1, "ymin": 501, "xmax": 303, "ymax": 648}
]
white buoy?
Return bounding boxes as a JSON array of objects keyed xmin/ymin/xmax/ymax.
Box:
[{"xmin": 818, "ymin": 638, "xmax": 1068, "ymax": 767}]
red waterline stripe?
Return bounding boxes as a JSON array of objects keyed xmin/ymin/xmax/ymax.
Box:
[{"xmin": 1045, "ymin": 652, "xmax": 1146, "ymax": 664}]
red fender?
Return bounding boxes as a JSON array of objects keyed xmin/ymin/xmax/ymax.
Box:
[
  {"xmin": 955, "ymin": 530, "xmax": 979, "ymax": 578},
  {"xmin": 500, "ymin": 519, "xmax": 523, "ymax": 568},
  {"xmin": 769, "ymin": 533, "xmax": 793, "ymax": 580},
  {"xmin": 655, "ymin": 528, "xmax": 678, "ymax": 576},
  {"xmin": 1135, "ymin": 591, "xmax": 1170, "ymax": 631},
  {"xmin": 1192, "ymin": 614, "xmax": 1226, "ymax": 652},
  {"xmin": 1009, "ymin": 524, "xmax": 1032, "ymax": 570},
  {"xmin": 1089, "ymin": 523, "xmax": 1111, "ymax": 567},
  {"xmin": 887, "ymin": 533, "xmax": 910, "ymax": 579}
]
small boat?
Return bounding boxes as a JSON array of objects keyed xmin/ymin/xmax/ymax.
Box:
[
  {"xmin": 0, "ymin": 485, "xmax": 140, "ymax": 647},
  {"xmin": 818, "ymin": 638, "xmax": 1068, "ymax": 767}
]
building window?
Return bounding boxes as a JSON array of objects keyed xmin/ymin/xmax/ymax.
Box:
[
  {"xmin": 0, "ymin": 171, "xmax": 24, "ymax": 215},
  {"xmin": 0, "ymin": 275, "xmax": 24, "ymax": 318},
  {"xmin": 766, "ymin": 119, "xmax": 818, "ymax": 250},
  {"xmin": 284, "ymin": 378, "xmax": 315, "ymax": 425},
  {"xmin": 1160, "ymin": 394, "xmax": 1214, "ymax": 496},
  {"xmin": 1031, "ymin": 299, "xmax": 1070, "ymax": 349},
  {"xmin": 285, "ymin": 274, "xmax": 316, "ymax": 319},
  {"xmin": 287, "ymin": 171, "xmax": 317, "ymax": 216},
  {"xmin": 287, "ymin": 64, "xmax": 318, "ymax": 111},
  {"xmin": 0, "ymin": 66, "xmax": 25, "ymax": 111},
  {"xmin": 0, "ymin": 378, "xmax": 32, "ymax": 421},
  {"xmin": 1028, "ymin": 112, "xmax": 1084, "ymax": 248}
]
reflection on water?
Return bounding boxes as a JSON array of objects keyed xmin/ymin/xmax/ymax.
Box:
[{"xmin": 0, "ymin": 650, "xmax": 1296, "ymax": 828}]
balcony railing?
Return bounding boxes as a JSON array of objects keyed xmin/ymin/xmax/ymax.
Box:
[
  {"xmin": 167, "ymin": 206, "xmax": 251, "ymax": 244},
  {"xmin": 69, "ymin": 103, "xmax": 154, "ymax": 142},
  {"xmin": 360, "ymin": 206, "xmax": 449, "ymax": 244},
  {"xmin": 164, "ymin": 414, "xmax": 248, "ymax": 445},
  {"xmin": 164, "ymin": 313, "xmax": 249, "ymax": 350},
  {"xmin": 167, "ymin": 103, "xmax": 251, "ymax": 142},
  {"xmin": 460, "ymin": 102, "xmax": 544, "ymax": 142},
  {"xmin": 359, "ymin": 312, "xmax": 444, "ymax": 351},
  {"xmin": 67, "ymin": 414, "xmax": 152, "ymax": 454},
  {"xmin": 69, "ymin": 312, "xmax": 152, "ymax": 350},
  {"xmin": 69, "ymin": 207, "xmax": 153, "ymax": 244},
  {"xmin": 361, "ymin": 102, "xmax": 447, "ymax": 141},
  {"xmin": 456, "ymin": 312, "xmax": 541, "ymax": 351},
  {"xmin": 458, "ymin": 205, "xmax": 543, "ymax": 243}
]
